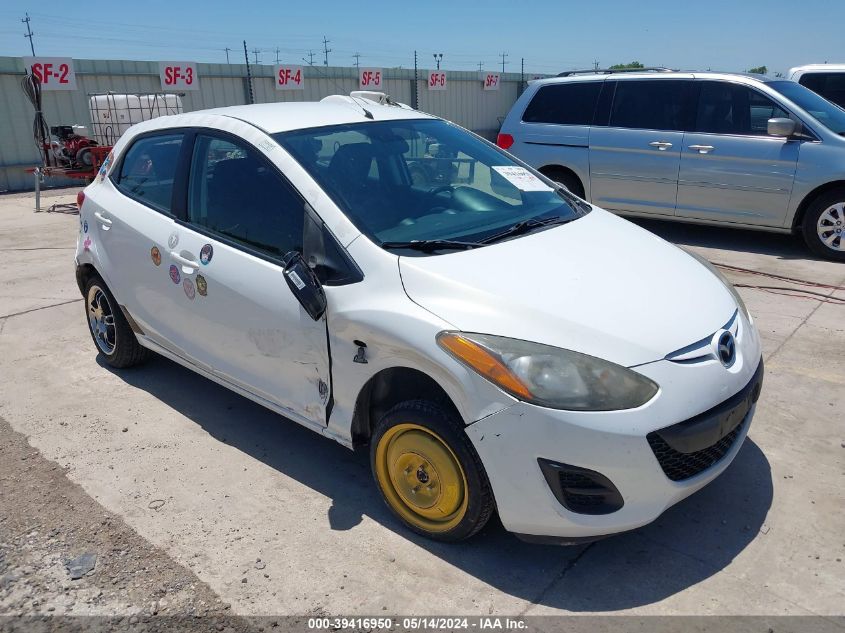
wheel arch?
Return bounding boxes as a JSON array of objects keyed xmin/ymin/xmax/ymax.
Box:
[
  {"xmin": 75, "ymin": 262, "xmax": 100, "ymax": 296},
  {"xmin": 792, "ymin": 180, "xmax": 845, "ymax": 232},
  {"xmin": 537, "ymin": 164, "xmax": 586, "ymax": 198}
]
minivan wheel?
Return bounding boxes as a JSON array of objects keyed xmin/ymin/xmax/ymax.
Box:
[
  {"xmin": 802, "ymin": 189, "xmax": 845, "ymax": 261},
  {"xmin": 84, "ymin": 275, "xmax": 150, "ymax": 368},
  {"xmin": 370, "ymin": 400, "xmax": 494, "ymax": 541}
]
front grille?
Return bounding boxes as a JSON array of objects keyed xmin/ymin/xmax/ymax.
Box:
[{"xmin": 647, "ymin": 416, "xmax": 747, "ymax": 482}]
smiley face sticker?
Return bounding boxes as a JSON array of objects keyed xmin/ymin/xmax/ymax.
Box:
[
  {"xmin": 200, "ymin": 244, "xmax": 213, "ymax": 266},
  {"xmin": 183, "ymin": 278, "xmax": 196, "ymax": 301},
  {"xmin": 83, "ymin": 236, "xmax": 92, "ymax": 251},
  {"xmin": 195, "ymin": 274, "xmax": 208, "ymax": 297},
  {"xmin": 169, "ymin": 264, "xmax": 181, "ymax": 284},
  {"xmin": 150, "ymin": 246, "xmax": 161, "ymax": 266}
]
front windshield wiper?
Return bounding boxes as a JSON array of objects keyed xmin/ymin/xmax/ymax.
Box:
[
  {"xmin": 479, "ymin": 216, "xmax": 572, "ymax": 245},
  {"xmin": 381, "ymin": 239, "xmax": 482, "ymax": 252}
]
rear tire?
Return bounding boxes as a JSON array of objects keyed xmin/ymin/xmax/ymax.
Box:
[
  {"xmin": 370, "ymin": 399, "xmax": 494, "ymax": 541},
  {"xmin": 801, "ymin": 188, "xmax": 845, "ymax": 261},
  {"xmin": 541, "ymin": 167, "xmax": 585, "ymax": 199},
  {"xmin": 84, "ymin": 275, "xmax": 150, "ymax": 368}
]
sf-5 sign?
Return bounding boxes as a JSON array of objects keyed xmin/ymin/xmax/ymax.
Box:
[
  {"xmin": 24, "ymin": 57, "xmax": 77, "ymax": 91},
  {"xmin": 159, "ymin": 62, "xmax": 199, "ymax": 91},
  {"xmin": 359, "ymin": 68, "xmax": 383, "ymax": 90},
  {"xmin": 275, "ymin": 65, "xmax": 304, "ymax": 90}
]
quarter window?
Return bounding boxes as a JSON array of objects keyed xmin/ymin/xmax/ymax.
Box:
[
  {"xmin": 609, "ymin": 80, "xmax": 691, "ymax": 131},
  {"xmin": 116, "ymin": 134, "xmax": 183, "ymax": 213},
  {"xmin": 695, "ymin": 82, "xmax": 789, "ymax": 136},
  {"xmin": 522, "ymin": 82, "xmax": 603, "ymax": 125},
  {"xmin": 188, "ymin": 135, "xmax": 304, "ymax": 259}
]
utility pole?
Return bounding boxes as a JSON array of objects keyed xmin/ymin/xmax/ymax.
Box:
[
  {"xmin": 520, "ymin": 57, "xmax": 525, "ymax": 96},
  {"xmin": 223, "ymin": 47, "xmax": 232, "ymax": 64},
  {"xmin": 500, "ymin": 52, "xmax": 508, "ymax": 74},
  {"xmin": 243, "ymin": 40, "xmax": 254, "ymax": 104},
  {"xmin": 433, "ymin": 53, "xmax": 443, "ymax": 70},
  {"xmin": 413, "ymin": 50, "xmax": 419, "ymax": 110},
  {"xmin": 275, "ymin": 47, "xmax": 280, "ymax": 64},
  {"xmin": 353, "ymin": 52, "xmax": 361, "ymax": 68},
  {"xmin": 302, "ymin": 50, "xmax": 315, "ymax": 66},
  {"xmin": 593, "ymin": 59, "xmax": 600, "ymax": 70},
  {"xmin": 252, "ymin": 48, "xmax": 261, "ymax": 64},
  {"xmin": 22, "ymin": 13, "xmax": 35, "ymax": 56},
  {"xmin": 322, "ymin": 36, "xmax": 331, "ymax": 66},
  {"xmin": 478, "ymin": 61, "xmax": 483, "ymax": 72}
]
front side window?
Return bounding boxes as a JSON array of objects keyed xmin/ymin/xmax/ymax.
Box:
[
  {"xmin": 275, "ymin": 119, "xmax": 585, "ymax": 250},
  {"xmin": 770, "ymin": 80, "xmax": 845, "ymax": 135},
  {"xmin": 116, "ymin": 133, "xmax": 183, "ymax": 212},
  {"xmin": 522, "ymin": 82, "xmax": 603, "ymax": 125},
  {"xmin": 188, "ymin": 134, "xmax": 304, "ymax": 259},
  {"xmin": 609, "ymin": 80, "xmax": 691, "ymax": 131},
  {"xmin": 695, "ymin": 82, "xmax": 789, "ymax": 136}
]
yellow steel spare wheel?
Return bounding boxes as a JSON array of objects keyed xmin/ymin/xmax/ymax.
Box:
[{"xmin": 374, "ymin": 423, "xmax": 468, "ymax": 533}]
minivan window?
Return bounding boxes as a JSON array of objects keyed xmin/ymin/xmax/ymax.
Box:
[
  {"xmin": 695, "ymin": 82, "xmax": 789, "ymax": 136},
  {"xmin": 116, "ymin": 134, "xmax": 183, "ymax": 213},
  {"xmin": 275, "ymin": 119, "xmax": 585, "ymax": 250},
  {"xmin": 609, "ymin": 80, "xmax": 690, "ymax": 131},
  {"xmin": 769, "ymin": 80, "xmax": 845, "ymax": 135},
  {"xmin": 797, "ymin": 73, "xmax": 845, "ymax": 109},
  {"xmin": 188, "ymin": 134, "xmax": 304, "ymax": 258},
  {"xmin": 522, "ymin": 82, "xmax": 603, "ymax": 125}
]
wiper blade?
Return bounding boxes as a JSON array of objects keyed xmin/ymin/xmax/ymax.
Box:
[
  {"xmin": 479, "ymin": 216, "xmax": 571, "ymax": 244},
  {"xmin": 381, "ymin": 239, "xmax": 482, "ymax": 252}
]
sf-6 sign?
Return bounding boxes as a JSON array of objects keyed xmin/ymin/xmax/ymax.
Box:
[
  {"xmin": 428, "ymin": 71, "xmax": 447, "ymax": 91},
  {"xmin": 359, "ymin": 68, "xmax": 383, "ymax": 90},
  {"xmin": 159, "ymin": 62, "xmax": 198, "ymax": 90},
  {"xmin": 24, "ymin": 57, "xmax": 77, "ymax": 91},
  {"xmin": 275, "ymin": 65, "xmax": 304, "ymax": 90}
]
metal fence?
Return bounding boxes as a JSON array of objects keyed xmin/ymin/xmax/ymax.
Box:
[{"xmin": 0, "ymin": 56, "xmax": 532, "ymax": 192}]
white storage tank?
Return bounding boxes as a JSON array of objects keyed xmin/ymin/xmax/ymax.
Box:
[{"xmin": 89, "ymin": 93, "xmax": 183, "ymax": 145}]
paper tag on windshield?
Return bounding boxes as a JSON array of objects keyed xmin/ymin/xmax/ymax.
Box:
[{"xmin": 492, "ymin": 166, "xmax": 554, "ymax": 192}]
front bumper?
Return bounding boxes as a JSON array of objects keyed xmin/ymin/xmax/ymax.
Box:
[{"xmin": 466, "ymin": 351, "xmax": 764, "ymax": 540}]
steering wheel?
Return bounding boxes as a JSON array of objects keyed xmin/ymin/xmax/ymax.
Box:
[{"xmin": 429, "ymin": 184, "xmax": 454, "ymax": 196}]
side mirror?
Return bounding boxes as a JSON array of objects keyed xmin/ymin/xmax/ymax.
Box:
[
  {"xmin": 767, "ymin": 117, "xmax": 796, "ymax": 137},
  {"xmin": 283, "ymin": 251, "xmax": 327, "ymax": 321}
]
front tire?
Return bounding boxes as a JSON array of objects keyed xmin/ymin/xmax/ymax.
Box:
[
  {"xmin": 84, "ymin": 275, "xmax": 149, "ymax": 368},
  {"xmin": 370, "ymin": 400, "xmax": 494, "ymax": 541},
  {"xmin": 802, "ymin": 189, "xmax": 845, "ymax": 261}
]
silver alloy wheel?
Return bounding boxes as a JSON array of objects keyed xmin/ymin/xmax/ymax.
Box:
[
  {"xmin": 87, "ymin": 285, "xmax": 116, "ymax": 355},
  {"xmin": 817, "ymin": 202, "xmax": 845, "ymax": 251}
]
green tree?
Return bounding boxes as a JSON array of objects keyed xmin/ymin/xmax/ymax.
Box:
[
  {"xmin": 609, "ymin": 61, "xmax": 645, "ymax": 70},
  {"xmin": 748, "ymin": 65, "xmax": 768, "ymax": 75}
]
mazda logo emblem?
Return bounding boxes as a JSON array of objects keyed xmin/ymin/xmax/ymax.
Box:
[{"xmin": 717, "ymin": 331, "xmax": 736, "ymax": 367}]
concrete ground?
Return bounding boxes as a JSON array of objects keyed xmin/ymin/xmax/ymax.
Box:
[{"xmin": 0, "ymin": 188, "xmax": 843, "ymax": 618}]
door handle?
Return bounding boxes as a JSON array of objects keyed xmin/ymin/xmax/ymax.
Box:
[
  {"xmin": 170, "ymin": 251, "xmax": 199, "ymax": 272},
  {"xmin": 93, "ymin": 211, "xmax": 112, "ymax": 228},
  {"xmin": 649, "ymin": 141, "xmax": 673, "ymax": 151},
  {"xmin": 689, "ymin": 144, "xmax": 715, "ymax": 154}
]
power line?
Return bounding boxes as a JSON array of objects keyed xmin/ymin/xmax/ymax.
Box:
[
  {"xmin": 21, "ymin": 13, "xmax": 35, "ymax": 56},
  {"xmin": 303, "ymin": 50, "xmax": 315, "ymax": 66},
  {"xmin": 352, "ymin": 52, "xmax": 361, "ymax": 68},
  {"xmin": 252, "ymin": 48, "xmax": 261, "ymax": 64},
  {"xmin": 500, "ymin": 51, "xmax": 509, "ymax": 73},
  {"xmin": 322, "ymin": 36, "xmax": 331, "ymax": 66}
]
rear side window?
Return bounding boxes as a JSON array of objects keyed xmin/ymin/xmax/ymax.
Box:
[
  {"xmin": 609, "ymin": 80, "xmax": 691, "ymax": 131},
  {"xmin": 116, "ymin": 134, "xmax": 183, "ymax": 213},
  {"xmin": 798, "ymin": 73, "xmax": 845, "ymax": 109},
  {"xmin": 695, "ymin": 82, "xmax": 789, "ymax": 136},
  {"xmin": 188, "ymin": 134, "xmax": 304, "ymax": 259},
  {"xmin": 522, "ymin": 82, "xmax": 603, "ymax": 125}
]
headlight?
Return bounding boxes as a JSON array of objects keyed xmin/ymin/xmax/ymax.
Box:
[
  {"xmin": 686, "ymin": 250, "xmax": 752, "ymax": 323},
  {"xmin": 437, "ymin": 332, "xmax": 658, "ymax": 411}
]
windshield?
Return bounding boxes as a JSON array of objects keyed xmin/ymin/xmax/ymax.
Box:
[
  {"xmin": 768, "ymin": 80, "xmax": 845, "ymax": 135},
  {"xmin": 274, "ymin": 119, "xmax": 586, "ymax": 252}
]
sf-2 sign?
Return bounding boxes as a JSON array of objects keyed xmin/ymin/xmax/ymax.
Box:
[
  {"xmin": 428, "ymin": 71, "xmax": 447, "ymax": 91},
  {"xmin": 24, "ymin": 57, "xmax": 77, "ymax": 91},
  {"xmin": 159, "ymin": 62, "xmax": 198, "ymax": 90},
  {"xmin": 275, "ymin": 65, "xmax": 304, "ymax": 90},
  {"xmin": 483, "ymin": 73, "xmax": 501, "ymax": 91},
  {"xmin": 359, "ymin": 68, "xmax": 383, "ymax": 90}
]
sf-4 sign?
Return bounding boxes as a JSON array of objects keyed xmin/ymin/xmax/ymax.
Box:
[
  {"xmin": 428, "ymin": 71, "xmax": 447, "ymax": 91},
  {"xmin": 483, "ymin": 73, "xmax": 501, "ymax": 91},
  {"xmin": 24, "ymin": 57, "xmax": 77, "ymax": 91},
  {"xmin": 159, "ymin": 62, "xmax": 198, "ymax": 90},
  {"xmin": 359, "ymin": 68, "xmax": 382, "ymax": 90},
  {"xmin": 275, "ymin": 65, "xmax": 304, "ymax": 90}
]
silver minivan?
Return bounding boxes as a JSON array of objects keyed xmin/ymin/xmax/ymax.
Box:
[{"xmin": 498, "ymin": 69, "xmax": 845, "ymax": 260}]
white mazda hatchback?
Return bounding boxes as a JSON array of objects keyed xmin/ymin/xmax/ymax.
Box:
[{"xmin": 75, "ymin": 92, "xmax": 763, "ymax": 543}]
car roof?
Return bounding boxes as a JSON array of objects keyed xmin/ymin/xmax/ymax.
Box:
[
  {"xmin": 530, "ymin": 70, "xmax": 775, "ymax": 87},
  {"xmin": 143, "ymin": 97, "xmax": 436, "ymax": 135},
  {"xmin": 788, "ymin": 63, "xmax": 845, "ymax": 76}
]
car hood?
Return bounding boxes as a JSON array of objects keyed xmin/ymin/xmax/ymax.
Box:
[{"xmin": 398, "ymin": 209, "xmax": 737, "ymax": 368}]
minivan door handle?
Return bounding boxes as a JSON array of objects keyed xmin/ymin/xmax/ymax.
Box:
[
  {"xmin": 170, "ymin": 251, "xmax": 199, "ymax": 272},
  {"xmin": 648, "ymin": 141, "xmax": 673, "ymax": 150},
  {"xmin": 689, "ymin": 144, "xmax": 715, "ymax": 154},
  {"xmin": 93, "ymin": 211, "xmax": 112, "ymax": 228}
]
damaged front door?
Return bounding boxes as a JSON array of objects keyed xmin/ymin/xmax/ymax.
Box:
[{"xmin": 169, "ymin": 131, "xmax": 331, "ymax": 424}]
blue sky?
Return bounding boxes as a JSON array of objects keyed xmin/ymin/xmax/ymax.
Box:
[{"xmin": 1, "ymin": 0, "xmax": 842, "ymax": 75}]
